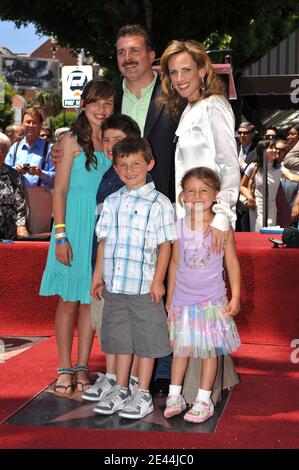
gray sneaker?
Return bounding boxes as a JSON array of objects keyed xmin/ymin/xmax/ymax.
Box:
[
  {"xmin": 118, "ymin": 389, "xmax": 154, "ymax": 419},
  {"xmin": 93, "ymin": 385, "xmax": 130, "ymax": 415},
  {"xmin": 82, "ymin": 373, "xmax": 116, "ymax": 402}
]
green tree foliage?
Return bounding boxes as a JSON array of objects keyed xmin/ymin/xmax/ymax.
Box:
[
  {"xmin": 51, "ymin": 110, "xmax": 76, "ymax": 131},
  {"xmin": 0, "ymin": 1, "xmax": 299, "ymax": 69},
  {"xmin": 33, "ymin": 90, "xmax": 63, "ymax": 118},
  {"xmin": 0, "ymin": 76, "xmax": 16, "ymax": 130}
]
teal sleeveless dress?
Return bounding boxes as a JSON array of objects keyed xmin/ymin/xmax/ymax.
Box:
[{"xmin": 40, "ymin": 151, "xmax": 111, "ymax": 304}]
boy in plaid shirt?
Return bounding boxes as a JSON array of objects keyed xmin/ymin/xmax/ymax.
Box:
[{"xmin": 91, "ymin": 136, "xmax": 175, "ymax": 419}]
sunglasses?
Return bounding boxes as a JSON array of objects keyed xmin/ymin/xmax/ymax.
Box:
[
  {"xmin": 238, "ymin": 131, "xmax": 250, "ymax": 135},
  {"xmin": 265, "ymin": 134, "xmax": 276, "ymax": 139}
]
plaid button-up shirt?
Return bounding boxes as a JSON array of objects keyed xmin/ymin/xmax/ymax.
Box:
[{"xmin": 96, "ymin": 182, "xmax": 176, "ymax": 295}]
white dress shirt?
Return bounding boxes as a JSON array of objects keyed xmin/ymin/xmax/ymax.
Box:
[{"xmin": 175, "ymin": 95, "xmax": 240, "ymax": 231}]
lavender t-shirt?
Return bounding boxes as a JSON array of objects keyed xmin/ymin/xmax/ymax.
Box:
[{"xmin": 172, "ymin": 219, "xmax": 226, "ymax": 306}]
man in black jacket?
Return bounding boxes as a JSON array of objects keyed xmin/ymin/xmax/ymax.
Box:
[
  {"xmin": 237, "ymin": 121, "xmax": 257, "ymax": 173},
  {"xmin": 114, "ymin": 24, "xmax": 178, "ymax": 202}
]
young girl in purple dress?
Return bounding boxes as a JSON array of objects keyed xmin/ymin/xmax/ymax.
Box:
[{"xmin": 164, "ymin": 167, "xmax": 241, "ymax": 423}]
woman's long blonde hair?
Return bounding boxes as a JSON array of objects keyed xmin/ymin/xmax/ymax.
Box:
[{"xmin": 159, "ymin": 40, "xmax": 226, "ymax": 119}]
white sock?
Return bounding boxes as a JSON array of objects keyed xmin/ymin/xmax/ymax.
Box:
[
  {"xmin": 196, "ymin": 388, "xmax": 212, "ymax": 404},
  {"xmin": 130, "ymin": 375, "xmax": 138, "ymax": 383},
  {"xmin": 169, "ymin": 384, "xmax": 182, "ymax": 396},
  {"xmin": 106, "ymin": 373, "xmax": 116, "ymax": 381}
]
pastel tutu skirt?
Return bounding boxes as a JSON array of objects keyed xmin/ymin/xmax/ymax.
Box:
[{"xmin": 168, "ymin": 295, "xmax": 241, "ymax": 359}]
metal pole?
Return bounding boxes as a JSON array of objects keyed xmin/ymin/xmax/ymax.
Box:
[{"xmin": 263, "ymin": 149, "xmax": 268, "ymax": 227}]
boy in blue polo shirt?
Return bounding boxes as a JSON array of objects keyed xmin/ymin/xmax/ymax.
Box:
[{"xmin": 90, "ymin": 136, "xmax": 175, "ymax": 419}]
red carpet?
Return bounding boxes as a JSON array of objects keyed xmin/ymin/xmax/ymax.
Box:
[
  {"xmin": 0, "ymin": 337, "xmax": 298, "ymax": 449},
  {"xmin": 0, "ymin": 242, "xmax": 57, "ymax": 336},
  {"xmin": 1, "ymin": 233, "xmax": 298, "ymax": 448},
  {"xmin": 1, "ymin": 233, "xmax": 299, "ymax": 344},
  {"xmin": 0, "ymin": 336, "xmax": 104, "ymax": 424},
  {"xmin": 233, "ymin": 344, "xmax": 299, "ymax": 378}
]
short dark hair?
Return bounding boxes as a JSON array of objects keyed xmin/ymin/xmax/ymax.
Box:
[
  {"xmin": 238, "ymin": 121, "xmax": 255, "ymax": 134},
  {"xmin": 116, "ymin": 24, "xmax": 153, "ymax": 51},
  {"xmin": 101, "ymin": 114, "xmax": 141, "ymax": 138},
  {"xmin": 264, "ymin": 126, "xmax": 277, "ymax": 135},
  {"xmin": 40, "ymin": 127, "xmax": 52, "ymax": 136},
  {"xmin": 112, "ymin": 136, "xmax": 154, "ymax": 165},
  {"xmin": 286, "ymin": 123, "xmax": 299, "ymax": 135}
]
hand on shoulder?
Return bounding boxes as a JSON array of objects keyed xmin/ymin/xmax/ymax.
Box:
[{"xmin": 58, "ymin": 132, "xmax": 81, "ymax": 163}]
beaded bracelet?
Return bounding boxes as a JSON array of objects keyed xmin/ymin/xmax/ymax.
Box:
[
  {"xmin": 55, "ymin": 237, "xmax": 69, "ymax": 245},
  {"xmin": 55, "ymin": 232, "xmax": 67, "ymax": 240},
  {"xmin": 54, "ymin": 223, "xmax": 66, "ymax": 229}
]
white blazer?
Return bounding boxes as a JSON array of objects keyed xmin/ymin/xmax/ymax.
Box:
[{"xmin": 175, "ymin": 95, "xmax": 240, "ymax": 231}]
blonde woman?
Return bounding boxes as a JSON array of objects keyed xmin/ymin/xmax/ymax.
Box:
[
  {"xmin": 159, "ymin": 40, "xmax": 240, "ymax": 407},
  {"xmin": 159, "ymin": 40, "xmax": 240, "ymax": 253}
]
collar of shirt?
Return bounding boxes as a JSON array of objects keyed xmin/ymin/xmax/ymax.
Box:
[
  {"xmin": 122, "ymin": 73, "xmax": 157, "ymax": 135},
  {"xmin": 20, "ymin": 137, "xmax": 45, "ymax": 152},
  {"xmin": 241, "ymin": 143, "xmax": 252, "ymax": 155},
  {"xmin": 120, "ymin": 181, "xmax": 155, "ymax": 197},
  {"xmin": 122, "ymin": 71, "xmax": 157, "ymax": 100}
]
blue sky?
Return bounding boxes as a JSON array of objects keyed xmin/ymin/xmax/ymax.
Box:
[{"xmin": 0, "ymin": 20, "xmax": 49, "ymax": 54}]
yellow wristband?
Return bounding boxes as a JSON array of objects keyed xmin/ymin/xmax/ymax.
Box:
[{"xmin": 54, "ymin": 224, "xmax": 66, "ymax": 229}]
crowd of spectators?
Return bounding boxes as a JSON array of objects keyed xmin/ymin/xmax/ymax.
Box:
[
  {"xmin": 0, "ymin": 109, "xmax": 299, "ymax": 240},
  {"xmin": 0, "ymin": 113, "xmax": 71, "ymax": 239},
  {"xmin": 236, "ymin": 121, "xmax": 299, "ymax": 231}
]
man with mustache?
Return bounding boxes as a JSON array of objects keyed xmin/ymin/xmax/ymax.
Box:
[{"xmin": 114, "ymin": 24, "xmax": 178, "ymax": 201}]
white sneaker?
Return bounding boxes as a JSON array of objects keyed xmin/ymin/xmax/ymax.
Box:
[
  {"xmin": 129, "ymin": 377, "xmax": 139, "ymax": 397},
  {"xmin": 82, "ymin": 373, "xmax": 116, "ymax": 402},
  {"xmin": 164, "ymin": 394, "xmax": 187, "ymax": 418},
  {"xmin": 119, "ymin": 390, "xmax": 154, "ymax": 419},
  {"xmin": 184, "ymin": 399, "xmax": 214, "ymax": 423},
  {"xmin": 93, "ymin": 385, "xmax": 130, "ymax": 415}
]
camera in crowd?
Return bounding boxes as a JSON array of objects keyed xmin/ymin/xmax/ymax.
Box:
[{"xmin": 23, "ymin": 163, "xmax": 30, "ymax": 172}]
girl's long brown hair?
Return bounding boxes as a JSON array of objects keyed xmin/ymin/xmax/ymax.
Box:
[
  {"xmin": 71, "ymin": 78, "xmax": 115, "ymax": 171},
  {"xmin": 159, "ymin": 40, "xmax": 226, "ymax": 120}
]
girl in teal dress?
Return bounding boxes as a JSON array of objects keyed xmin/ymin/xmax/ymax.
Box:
[{"xmin": 40, "ymin": 78, "xmax": 115, "ymax": 396}]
